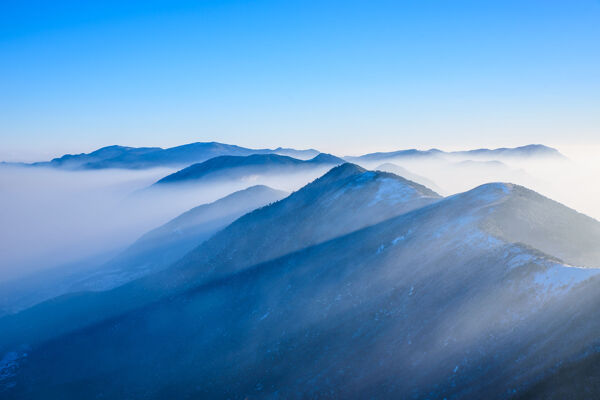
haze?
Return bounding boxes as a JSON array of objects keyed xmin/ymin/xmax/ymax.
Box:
[{"xmin": 1, "ymin": 143, "xmax": 599, "ymax": 284}]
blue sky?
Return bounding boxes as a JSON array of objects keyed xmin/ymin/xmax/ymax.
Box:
[{"xmin": 1, "ymin": 0, "xmax": 599, "ymax": 160}]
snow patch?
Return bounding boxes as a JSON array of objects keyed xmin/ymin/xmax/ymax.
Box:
[
  {"xmin": 368, "ymin": 178, "xmax": 417, "ymax": 207},
  {"xmin": 324, "ymin": 172, "xmax": 377, "ymax": 204},
  {"xmin": 506, "ymin": 250, "xmax": 536, "ymax": 270},
  {"xmin": 533, "ymin": 263, "xmax": 600, "ymax": 292},
  {"xmin": 259, "ymin": 312, "xmax": 270, "ymax": 321},
  {"xmin": 392, "ymin": 229, "xmax": 413, "ymax": 245},
  {"xmin": 392, "ymin": 236, "xmax": 405, "ymax": 245},
  {"xmin": 446, "ymin": 182, "xmax": 511, "ymax": 207}
]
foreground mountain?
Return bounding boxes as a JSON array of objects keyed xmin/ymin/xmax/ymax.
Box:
[
  {"xmin": 152, "ymin": 153, "xmax": 345, "ymax": 186},
  {"xmin": 170, "ymin": 162, "xmax": 441, "ymax": 283},
  {"xmin": 0, "ymin": 185, "xmax": 287, "ymax": 316},
  {"xmin": 26, "ymin": 142, "xmax": 321, "ymax": 170},
  {"xmin": 0, "ymin": 164, "xmax": 441, "ymax": 353},
  {"xmin": 346, "ymin": 144, "xmax": 566, "ymax": 165},
  {"xmin": 2, "ymin": 179, "xmax": 599, "ymax": 399}
]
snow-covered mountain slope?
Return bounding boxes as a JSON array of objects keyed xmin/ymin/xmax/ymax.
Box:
[
  {"xmin": 171, "ymin": 162, "xmax": 442, "ymax": 284},
  {"xmin": 478, "ymin": 184, "xmax": 600, "ymax": 268},
  {"xmin": 0, "ymin": 163, "xmax": 441, "ymax": 353},
  {"xmin": 2, "ymin": 181, "xmax": 599, "ymax": 399}
]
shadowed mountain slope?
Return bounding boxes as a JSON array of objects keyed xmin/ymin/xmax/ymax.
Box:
[
  {"xmin": 171, "ymin": 162, "xmax": 441, "ymax": 283},
  {"xmin": 0, "ymin": 164, "xmax": 441, "ymax": 352},
  {"xmin": 3, "ymin": 182, "xmax": 600, "ymax": 399}
]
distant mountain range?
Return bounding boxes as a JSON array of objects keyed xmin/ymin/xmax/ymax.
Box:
[
  {"xmin": 152, "ymin": 153, "xmax": 345, "ymax": 187},
  {"xmin": 2, "ymin": 161, "xmax": 599, "ymax": 399},
  {"xmin": 25, "ymin": 142, "xmax": 321, "ymax": 170},
  {"xmin": 1, "ymin": 143, "xmax": 566, "ymax": 171},
  {"xmin": 345, "ymin": 144, "xmax": 566, "ymax": 165}
]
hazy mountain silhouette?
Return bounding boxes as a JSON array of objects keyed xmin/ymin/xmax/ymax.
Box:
[
  {"xmin": 346, "ymin": 144, "xmax": 566, "ymax": 164},
  {"xmin": 152, "ymin": 153, "xmax": 345, "ymax": 187},
  {"xmin": 0, "ymin": 185, "xmax": 287, "ymax": 316},
  {"xmin": 25, "ymin": 142, "xmax": 321, "ymax": 170},
  {"xmin": 8, "ymin": 144, "xmax": 565, "ymax": 172},
  {"xmin": 78, "ymin": 185, "xmax": 287, "ymax": 291}
]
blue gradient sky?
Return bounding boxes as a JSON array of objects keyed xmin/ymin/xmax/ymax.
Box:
[{"xmin": 1, "ymin": 0, "xmax": 599, "ymax": 160}]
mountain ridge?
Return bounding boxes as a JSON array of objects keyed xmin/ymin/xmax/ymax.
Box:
[
  {"xmin": 23, "ymin": 142, "xmax": 321, "ymax": 170},
  {"xmin": 152, "ymin": 153, "xmax": 346, "ymax": 186},
  {"xmin": 4, "ymin": 143, "xmax": 566, "ymax": 171},
  {"xmin": 0, "ymin": 163, "xmax": 442, "ymax": 353},
  {"xmin": 3, "ymin": 176, "xmax": 600, "ymax": 398},
  {"xmin": 345, "ymin": 144, "xmax": 566, "ymax": 164}
]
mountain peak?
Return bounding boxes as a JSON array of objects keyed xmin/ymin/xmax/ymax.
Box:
[
  {"xmin": 307, "ymin": 153, "xmax": 345, "ymax": 164},
  {"xmin": 317, "ymin": 162, "xmax": 366, "ymax": 180},
  {"xmin": 439, "ymin": 182, "xmax": 600, "ymax": 268},
  {"xmin": 170, "ymin": 164, "xmax": 442, "ymax": 285}
]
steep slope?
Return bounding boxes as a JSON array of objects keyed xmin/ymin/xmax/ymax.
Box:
[
  {"xmin": 27, "ymin": 142, "xmax": 321, "ymax": 170},
  {"xmin": 515, "ymin": 345, "xmax": 600, "ymax": 400},
  {"xmin": 480, "ymin": 185, "xmax": 600, "ymax": 268},
  {"xmin": 0, "ymin": 186, "xmax": 287, "ymax": 316},
  {"xmin": 153, "ymin": 153, "xmax": 345, "ymax": 186},
  {"xmin": 171, "ymin": 162, "xmax": 441, "ymax": 283},
  {"xmin": 0, "ymin": 164, "xmax": 441, "ymax": 352},
  {"xmin": 3, "ymin": 183, "xmax": 599, "ymax": 399}
]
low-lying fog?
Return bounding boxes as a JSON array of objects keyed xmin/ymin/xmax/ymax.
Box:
[
  {"xmin": 1, "ymin": 145, "xmax": 598, "ymax": 283},
  {"xmin": 362, "ymin": 145, "xmax": 600, "ymax": 224},
  {"xmin": 0, "ymin": 166, "xmax": 318, "ymax": 283}
]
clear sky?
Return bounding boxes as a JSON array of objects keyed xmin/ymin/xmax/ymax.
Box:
[{"xmin": 1, "ymin": 0, "xmax": 599, "ymax": 160}]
